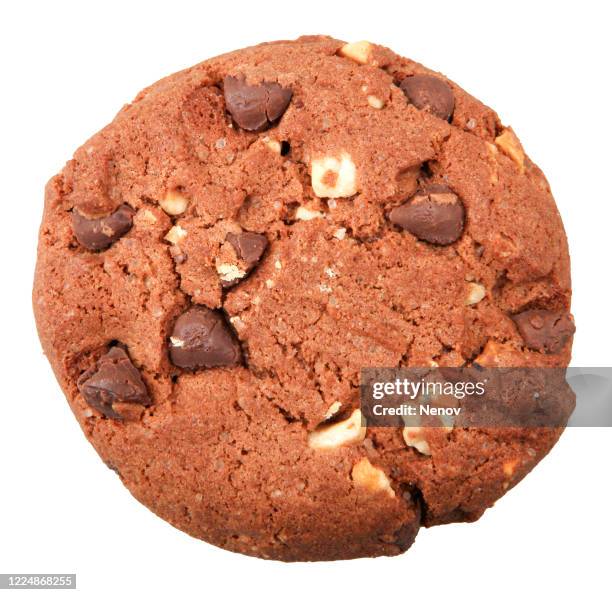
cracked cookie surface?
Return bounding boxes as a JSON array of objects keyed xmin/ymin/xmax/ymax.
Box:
[{"xmin": 33, "ymin": 35, "xmax": 573, "ymax": 561}]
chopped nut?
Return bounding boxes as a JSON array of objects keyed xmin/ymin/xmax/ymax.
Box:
[
  {"xmin": 338, "ymin": 41, "xmax": 373, "ymax": 65},
  {"xmin": 495, "ymin": 128, "xmax": 525, "ymax": 173},
  {"xmin": 475, "ymin": 341, "xmax": 519, "ymax": 366},
  {"xmin": 262, "ymin": 136, "xmax": 281, "ymax": 154},
  {"xmin": 295, "ymin": 205, "xmax": 325, "ymax": 221},
  {"xmin": 308, "ymin": 409, "xmax": 366, "ymax": 450},
  {"xmin": 164, "ymin": 225, "xmax": 187, "ymax": 245},
  {"xmin": 465, "ymin": 282, "xmax": 486, "ymax": 306},
  {"xmin": 216, "ymin": 262, "xmax": 246, "ymax": 283},
  {"xmin": 229, "ymin": 315, "xmax": 245, "ymax": 332},
  {"xmin": 324, "ymin": 401, "xmax": 342, "ymax": 419},
  {"xmin": 139, "ymin": 209, "xmax": 158, "ymax": 225},
  {"xmin": 486, "ymin": 142, "xmax": 499, "ymax": 185},
  {"xmin": 351, "ymin": 458, "xmax": 395, "ymax": 497},
  {"xmin": 333, "ymin": 227, "xmax": 347, "ymax": 240},
  {"xmin": 503, "ymin": 459, "xmax": 519, "ymax": 477},
  {"xmin": 367, "ymin": 95, "xmax": 384, "ymax": 109},
  {"xmin": 159, "ymin": 189, "xmax": 190, "ymax": 215},
  {"xmin": 402, "ymin": 426, "xmax": 431, "ymax": 456},
  {"xmin": 311, "ymin": 152, "xmax": 357, "ymax": 198}
]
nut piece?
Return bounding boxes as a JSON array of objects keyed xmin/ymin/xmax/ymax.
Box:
[
  {"xmin": 503, "ymin": 459, "xmax": 519, "ymax": 477},
  {"xmin": 486, "ymin": 142, "xmax": 500, "ymax": 185},
  {"xmin": 324, "ymin": 401, "xmax": 342, "ymax": 419},
  {"xmin": 308, "ymin": 409, "xmax": 366, "ymax": 450},
  {"xmin": 262, "ymin": 136, "xmax": 281, "ymax": 154},
  {"xmin": 474, "ymin": 341, "xmax": 519, "ymax": 366},
  {"xmin": 164, "ymin": 225, "xmax": 187, "ymax": 245},
  {"xmin": 159, "ymin": 189, "xmax": 190, "ymax": 215},
  {"xmin": 465, "ymin": 282, "xmax": 486, "ymax": 306},
  {"xmin": 338, "ymin": 41, "xmax": 373, "ymax": 65},
  {"xmin": 295, "ymin": 205, "xmax": 325, "ymax": 221},
  {"xmin": 351, "ymin": 458, "xmax": 395, "ymax": 497},
  {"xmin": 216, "ymin": 262, "xmax": 247, "ymax": 284},
  {"xmin": 402, "ymin": 426, "xmax": 431, "ymax": 456},
  {"xmin": 495, "ymin": 128, "xmax": 525, "ymax": 173},
  {"xmin": 367, "ymin": 95, "xmax": 384, "ymax": 109},
  {"xmin": 311, "ymin": 152, "xmax": 357, "ymax": 199}
]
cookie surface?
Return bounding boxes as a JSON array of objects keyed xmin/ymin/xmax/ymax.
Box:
[{"xmin": 33, "ymin": 36, "xmax": 574, "ymax": 561}]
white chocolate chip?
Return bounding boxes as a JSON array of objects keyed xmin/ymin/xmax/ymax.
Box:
[
  {"xmin": 367, "ymin": 95, "xmax": 384, "ymax": 109},
  {"xmin": 402, "ymin": 426, "xmax": 431, "ymax": 456},
  {"xmin": 308, "ymin": 409, "xmax": 366, "ymax": 450},
  {"xmin": 333, "ymin": 227, "xmax": 347, "ymax": 240},
  {"xmin": 265, "ymin": 279, "xmax": 275, "ymax": 289},
  {"xmin": 295, "ymin": 205, "xmax": 325, "ymax": 221},
  {"xmin": 324, "ymin": 401, "xmax": 342, "ymax": 419},
  {"xmin": 164, "ymin": 225, "xmax": 187, "ymax": 245},
  {"xmin": 319, "ymin": 284, "xmax": 332, "ymax": 293},
  {"xmin": 465, "ymin": 282, "xmax": 486, "ymax": 306},
  {"xmin": 495, "ymin": 128, "xmax": 526, "ymax": 173},
  {"xmin": 274, "ymin": 259, "xmax": 282, "ymax": 270},
  {"xmin": 339, "ymin": 41, "xmax": 373, "ymax": 65},
  {"xmin": 159, "ymin": 189, "xmax": 190, "ymax": 215},
  {"xmin": 216, "ymin": 263, "xmax": 246, "ymax": 283},
  {"xmin": 351, "ymin": 458, "xmax": 395, "ymax": 497},
  {"xmin": 311, "ymin": 152, "xmax": 357, "ymax": 199}
]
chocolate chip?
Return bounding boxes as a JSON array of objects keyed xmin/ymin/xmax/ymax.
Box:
[
  {"xmin": 400, "ymin": 75, "xmax": 455, "ymax": 121},
  {"xmin": 512, "ymin": 309, "xmax": 575, "ymax": 354},
  {"xmin": 223, "ymin": 76, "xmax": 292, "ymax": 132},
  {"xmin": 389, "ymin": 184, "xmax": 465, "ymax": 245},
  {"xmin": 77, "ymin": 346, "xmax": 150, "ymax": 420},
  {"xmin": 169, "ymin": 306, "xmax": 242, "ymax": 369},
  {"xmin": 71, "ymin": 204, "xmax": 134, "ymax": 251},
  {"xmin": 226, "ymin": 231, "xmax": 268, "ymax": 266}
]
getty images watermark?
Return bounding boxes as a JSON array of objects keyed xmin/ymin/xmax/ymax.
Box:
[
  {"xmin": 360, "ymin": 367, "xmax": 612, "ymax": 428},
  {"xmin": 0, "ymin": 575, "xmax": 75, "ymax": 590}
]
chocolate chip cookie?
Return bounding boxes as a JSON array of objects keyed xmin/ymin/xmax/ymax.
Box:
[{"xmin": 33, "ymin": 36, "xmax": 574, "ymax": 561}]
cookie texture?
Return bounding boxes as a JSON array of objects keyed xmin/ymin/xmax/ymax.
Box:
[{"xmin": 33, "ymin": 36, "xmax": 574, "ymax": 561}]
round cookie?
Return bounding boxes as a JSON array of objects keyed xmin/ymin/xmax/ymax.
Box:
[{"xmin": 33, "ymin": 36, "xmax": 574, "ymax": 561}]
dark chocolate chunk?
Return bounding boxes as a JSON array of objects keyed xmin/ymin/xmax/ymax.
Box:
[
  {"xmin": 77, "ymin": 345, "xmax": 150, "ymax": 420},
  {"xmin": 224, "ymin": 76, "xmax": 292, "ymax": 132},
  {"xmin": 71, "ymin": 204, "xmax": 134, "ymax": 251},
  {"xmin": 226, "ymin": 231, "xmax": 268, "ymax": 266},
  {"xmin": 512, "ymin": 309, "xmax": 575, "ymax": 354},
  {"xmin": 389, "ymin": 184, "xmax": 465, "ymax": 245},
  {"xmin": 169, "ymin": 306, "xmax": 242, "ymax": 369},
  {"xmin": 400, "ymin": 75, "xmax": 455, "ymax": 121}
]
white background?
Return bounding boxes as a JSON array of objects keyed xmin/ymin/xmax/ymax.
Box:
[{"xmin": 1, "ymin": 1, "xmax": 610, "ymax": 593}]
